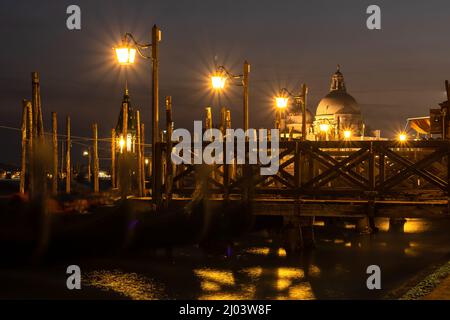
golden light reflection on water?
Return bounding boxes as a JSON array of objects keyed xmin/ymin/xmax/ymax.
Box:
[
  {"xmin": 278, "ymin": 248, "xmax": 287, "ymax": 257},
  {"xmin": 277, "ymin": 279, "xmax": 291, "ymax": 291},
  {"xmin": 201, "ymin": 281, "xmax": 221, "ymax": 292},
  {"xmin": 288, "ymin": 282, "xmax": 315, "ymax": 300},
  {"xmin": 199, "ymin": 291, "xmax": 255, "ymax": 300},
  {"xmin": 85, "ymin": 270, "xmax": 165, "ymax": 300},
  {"xmin": 409, "ymin": 241, "xmax": 420, "ymax": 248},
  {"xmin": 194, "ymin": 269, "xmax": 235, "ymax": 286},
  {"xmin": 376, "ymin": 218, "xmax": 430, "ymax": 233},
  {"xmin": 245, "ymin": 247, "xmax": 287, "ymax": 257},
  {"xmin": 278, "ymin": 267, "xmax": 304, "ymax": 279},
  {"xmin": 376, "ymin": 218, "xmax": 390, "ymax": 232},
  {"xmin": 404, "ymin": 219, "xmax": 431, "ymax": 234},
  {"xmin": 308, "ymin": 265, "xmax": 321, "ymax": 277},
  {"xmin": 241, "ymin": 267, "xmax": 263, "ymax": 279},
  {"xmin": 195, "ymin": 266, "xmax": 315, "ymax": 300},
  {"xmin": 404, "ymin": 247, "xmax": 420, "ymax": 257},
  {"xmin": 245, "ymin": 247, "xmax": 270, "ymax": 256}
]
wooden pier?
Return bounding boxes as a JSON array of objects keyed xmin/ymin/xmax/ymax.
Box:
[{"xmin": 149, "ymin": 139, "xmax": 450, "ymax": 221}]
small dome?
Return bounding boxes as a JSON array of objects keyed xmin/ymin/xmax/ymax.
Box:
[
  {"xmin": 286, "ymin": 109, "xmax": 314, "ymax": 124},
  {"xmin": 316, "ymin": 90, "xmax": 360, "ymax": 116}
]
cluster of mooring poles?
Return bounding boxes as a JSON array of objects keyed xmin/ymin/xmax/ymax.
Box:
[{"xmin": 19, "ymin": 72, "xmax": 101, "ymax": 198}]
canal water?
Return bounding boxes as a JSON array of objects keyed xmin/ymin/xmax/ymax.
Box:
[{"xmin": 2, "ymin": 217, "xmax": 450, "ymax": 300}]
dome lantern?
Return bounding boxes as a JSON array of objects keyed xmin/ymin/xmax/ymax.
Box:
[{"xmin": 330, "ymin": 64, "xmax": 346, "ymax": 92}]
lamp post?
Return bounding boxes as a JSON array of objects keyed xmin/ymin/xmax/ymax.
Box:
[
  {"xmin": 275, "ymin": 96, "xmax": 288, "ymax": 139},
  {"xmin": 211, "ymin": 61, "xmax": 250, "ymax": 131},
  {"xmin": 276, "ymin": 85, "xmax": 308, "ymax": 140},
  {"xmin": 115, "ymin": 25, "xmax": 162, "ymax": 203}
]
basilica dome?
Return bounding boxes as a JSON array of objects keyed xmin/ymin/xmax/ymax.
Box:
[{"xmin": 316, "ymin": 66, "xmax": 361, "ymax": 116}]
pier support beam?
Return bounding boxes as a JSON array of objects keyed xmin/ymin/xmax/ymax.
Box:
[
  {"xmin": 356, "ymin": 216, "xmax": 372, "ymax": 234},
  {"xmin": 92, "ymin": 123, "xmax": 99, "ymax": 193},
  {"xmin": 20, "ymin": 100, "xmax": 29, "ymax": 194},
  {"xmin": 389, "ymin": 218, "xmax": 406, "ymax": 233},
  {"xmin": 282, "ymin": 216, "xmax": 315, "ymax": 255},
  {"xmin": 301, "ymin": 217, "xmax": 315, "ymax": 249},
  {"xmin": 111, "ymin": 129, "xmax": 116, "ymax": 189},
  {"xmin": 164, "ymin": 97, "xmax": 174, "ymax": 207},
  {"xmin": 136, "ymin": 111, "xmax": 143, "ymax": 197},
  {"xmin": 65, "ymin": 116, "xmax": 71, "ymax": 194}
]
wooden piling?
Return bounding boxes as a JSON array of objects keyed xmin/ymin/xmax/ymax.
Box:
[
  {"xmin": 31, "ymin": 72, "xmax": 44, "ymax": 139},
  {"xmin": 301, "ymin": 84, "xmax": 308, "ymax": 140},
  {"xmin": 136, "ymin": 111, "xmax": 143, "ymax": 197},
  {"xmin": 220, "ymin": 107, "xmax": 227, "ymax": 133},
  {"xmin": 66, "ymin": 116, "xmax": 71, "ymax": 194},
  {"xmin": 164, "ymin": 96, "xmax": 174, "ymax": 207},
  {"xmin": 205, "ymin": 107, "xmax": 212, "ymax": 129},
  {"xmin": 120, "ymin": 104, "xmax": 128, "ymax": 198},
  {"xmin": 92, "ymin": 123, "xmax": 99, "ymax": 193},
  {"xmin": 111, "ymin": 128, "xmax": 116, "ymax": 189},
  {"xmin": 141, "ymin": 124, "xmax": 146, "ymax": 195},
  {"xmin": 20, "ymin": 100, "xmax": 28, "ymax": 194},
  {"xmin": 27, "ymin": 101, "xmax": 34, "ymax": 196},
  {"xmin": 51, "ymin": 112, "xmax": 58, "ymax": 195},
  {"xmin": 122, "ymin": 105, "xmax": 128, "ymax": 153}
]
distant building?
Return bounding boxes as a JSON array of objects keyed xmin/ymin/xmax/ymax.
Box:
[
  {"xmin": 313, "ymin": 66, "xmax": 364, "ymax": 140},
  {"xmin": 280, "ymin": 66, "xmax": 372, "ymax": 140}
]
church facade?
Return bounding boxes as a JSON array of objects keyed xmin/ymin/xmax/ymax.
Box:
[{"xmin": 281, "ymin": 66, "xmax": 365, "ymax": 140}]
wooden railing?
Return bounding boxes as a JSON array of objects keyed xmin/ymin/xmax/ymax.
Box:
[{"xmin": 155, "ymin": 140, "xmax": 450, "ymax": 201}]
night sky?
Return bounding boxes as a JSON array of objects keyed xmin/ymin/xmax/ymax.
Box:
[{"xmin": 1, "ymin": 0, "xmax": 450, "ymax": 165}]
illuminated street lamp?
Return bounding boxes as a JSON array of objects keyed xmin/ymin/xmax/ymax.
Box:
[
  {"xmin": 119, "ymin": 137, "xmax": 125, "ymax": 153},
  {"xmin": 210, "ymin": 61, "xmax": 250, "ymax": 131},
  {"xmin": 274, "ymin": 94, "xmax": 289, "ymax": 139},
  {"xmin": 319, "ymin": 122, "xmax": 332, "ymax": 141},
  {"xmin": 275, "ymin": 97, "xmax": 289, "ymax": 109},
  {"xmin": 115, "ymin": 25, "xmax": 162, "ymax": 203},
  {"xmin": 398, "ymin": 133, "xmax": 407, "ymax": 142},
  {"xmin": 115, "ymin": 44, "xmax": 137, "ymax": 65},
  {"xmin": 343, "ymin": 130, "xmax": 352, "ymax": 140},
  {"xmin": 319, "ymin": 123, "xmax": 330, "ymax": 132},
  {"xmin": 276, "ymin": 85, "xmax": 308, "ymax": 140},
  {"xmin": 211, "ymin": 75, "xmax": 226, "ymax": 90}
]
